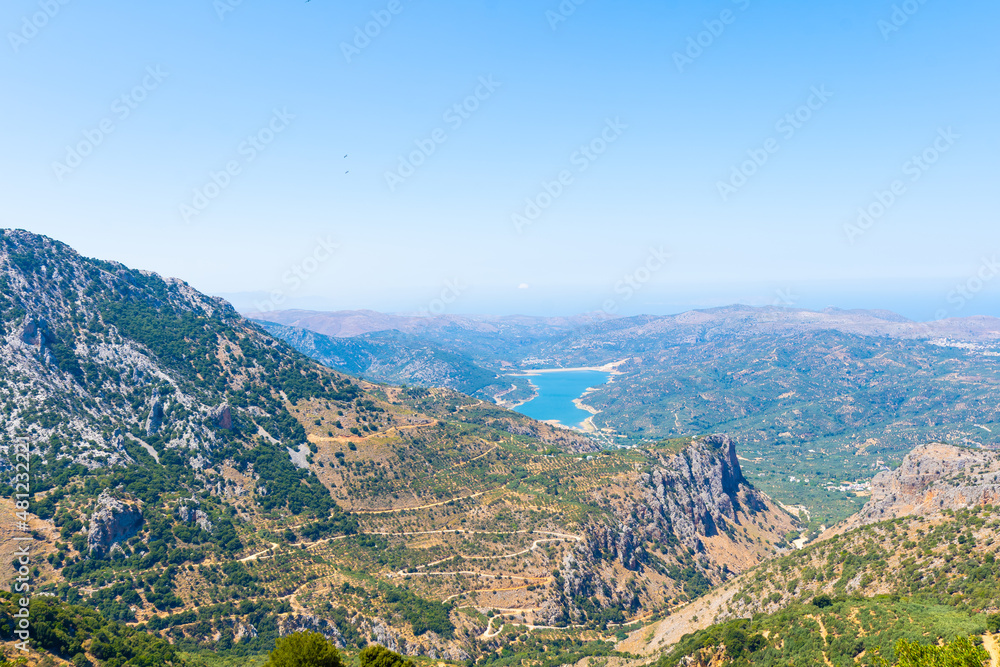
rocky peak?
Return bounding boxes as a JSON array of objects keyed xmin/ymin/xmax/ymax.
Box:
[
  {"xmin": 839, "ymin": 443, "xmax": 1000, "ymax": 532},
  {"xmin": 644, "ymin": 435, "xmax": 763, "ymax": 548}
]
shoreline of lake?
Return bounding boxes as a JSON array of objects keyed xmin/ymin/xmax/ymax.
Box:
[
  {"xmin": 508, "ymin": 367, "xmax": 616, "ymax": 431},
  {"xmin": 508, "ymin": 359, "xmax": 628, "ymax": 377}
]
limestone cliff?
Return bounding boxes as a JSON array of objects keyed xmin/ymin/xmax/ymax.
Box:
[
  {"xmin": 836, "ymin": 442, "xmax": 1000, "ymax": 533},
  {"xmin": 537, "ymin": 436, "xmax": 797, "ymax": 627},
  {"xmin": 585, "ymin": 435, "xmax": 787, "ymax": 571}
]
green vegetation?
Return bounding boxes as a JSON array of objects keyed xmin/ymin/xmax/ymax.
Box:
[
  {"xmin": 380, "ymin": 584, "xmax": 454, "ymax": 638},
  {"xmin": 655, "ymin": 597, "xmax": 990, "ymax": 667},
  {"xmin": 475, "ymin": 634, "xmax": 619, "ymax": 667},
  {"xmin": 265, "ymin": 631, "xmax": 343, "ymax": 667},
  {"xmin": 873, "ymin": 636, "xmax": 989, "ymax": 667},
  {"xmin": 731, "ymin": 505, "xmax": 1000, "ymax": 617},
  {"xmin": 241, "ymin": 442, "xmax": 343, "ymax": 517},
  {"xmin": 0, "ymin": 592, "xmax": 184, "ymax": 666},
  {"xmin": 358, "ymin": 645, "xmax": 414, "ymax": 667}
]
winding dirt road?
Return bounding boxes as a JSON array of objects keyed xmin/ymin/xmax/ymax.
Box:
[
  {"xmin": 350, "ymin": 490, "xmax": 492, "ymax": 514},
  {"xmin": 983, "ymin": 633, "xmax": 1000, "ymax": 667}
]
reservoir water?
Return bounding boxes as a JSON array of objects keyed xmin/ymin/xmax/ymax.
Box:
[{"xmin": 512, "ymin": 370, "xmax": 611, "ymax": 429}]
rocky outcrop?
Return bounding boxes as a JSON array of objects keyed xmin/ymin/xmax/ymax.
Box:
[
  {"xmin": 211, "ymin": 403, "xmax": 232, "ymax": 430},
  {"xmin": 840, "ymin": 443, "xmax": 1000, "ymax": 532},
  {"xmin": 535, "ymin": 436, "xmax": 796, "ymax": 635},
  {"xmin": 18, "ymin": 317, "xmax": 55, "ymax": 365},
  {"xmin": 87, "ymin": 490, "xmax": 143, "ymax": 556},
  {"xmin": 586, "ymin": 435, "xmax": 770, "ymax": 569},
  {"xmin": 233, "ymin": 622, "xmax": 258, "ymax": 644},
  {"xmin": 585, "ymin": 520, "xmax": 647, "ymax": 571},
  {"xmin": 441, "ymin": 647, "xmax": 472, "ymax": 661},
  {"xmin": 505, "ymin": 423, "xmax": 537, "ymax": 437},
  {"xmin": 178, "ymin": 504, "xmax": 213, "ymax": 532},
  {"xmin": 20, "ymin": 317, "xmax": 48, "ymax": 347},
  {"xmin": 104, "ymin": 428, "xmax": 134, "ymax": 467},
  {"xmin": 532, "ymin": 599, "xmax": 559, "ymax": 626},
  {"xmin": 371, "ymin": 621, "xmax": 405, "ymax": 654},
  {"xmin": 277, "ymin": 615, "xmax": 346, "ymax": 647},
  {"xmin": 368, "ymin": 621, "xmax": 440, "ymax": 657},
  {"xmin": 146, "ymin": 391, "xmax": 164, "ymax": 436},
  {"xmin": 196, "ymin": 512, "xmax": 212, "ymax": 532},
  {"xmin": 651, "ymin": 435, "xmax": 753, "ymax": 545}
]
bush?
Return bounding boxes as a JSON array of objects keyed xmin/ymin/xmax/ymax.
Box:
[
  {"xmin": 987, "ymin": 613, "xmax": 1000, "ymax": 634},
  {"xmin": 358, "ymin": 645, "xmax": 415, "ymax": 667},
  {"xmin": 266, "ymin": 631, "xmax": 343, "ymax": 667},
  {"xmin": 874, "ymin": 636, "xmax": 989, "ymax": 666},
  {"xmin": 812, "ymin": 594, "xmax": 834, "ymax": 608}
]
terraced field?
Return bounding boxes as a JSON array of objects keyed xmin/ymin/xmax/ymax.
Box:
[{"xmin": 231, "ymin": 430, "xmax": 642, "ymax": 626}]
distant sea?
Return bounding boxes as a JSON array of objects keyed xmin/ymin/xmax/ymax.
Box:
[{"xmin": 512, "ymin": 370, "xmax": 611, "ymax": 429}]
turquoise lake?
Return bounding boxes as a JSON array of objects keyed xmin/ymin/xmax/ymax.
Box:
[{"xmin": 512, "ymin": 370, "xmax": 611, "ymax": 428}]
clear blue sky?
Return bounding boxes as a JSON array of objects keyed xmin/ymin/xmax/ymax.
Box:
[{"xmin": 2, "ymin": 0, "xmax": 997, "ymax": 320}]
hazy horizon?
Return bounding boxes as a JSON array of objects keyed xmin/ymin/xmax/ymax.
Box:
[
  {"xmin": 223, "ymin": 282, "xmax": 1000, "ymax": 324},
  {"xmin": 4, "ymin": 1, "xmax": 997, "ymax": 323},
  {"xmin": 6, "ymin": 223, "xmax": 998, "ymax": 322}
]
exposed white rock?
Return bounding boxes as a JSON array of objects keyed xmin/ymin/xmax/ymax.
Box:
[{"xmin": 87, "ymin": 490, "xmax": 143, "ymax": 556}]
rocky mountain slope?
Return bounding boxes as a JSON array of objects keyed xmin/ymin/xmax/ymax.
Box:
[
  {"xmin": 252, "ymin": 319, "xmax": 505, "ymax": 398},
  {"xmin": 584, "ymin": 436, "xmax": 787, "ymax": 575},
  {"xmin": 0, "ymin": 229, "xmax": 362, "ymax": 514}
]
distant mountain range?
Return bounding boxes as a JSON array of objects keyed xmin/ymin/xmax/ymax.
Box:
[
  {"xmin": 245, "ymin": 305, "xmax": 1000, "ymax": 343},
  {"xmin": 242, "ymin": 308, "xmax": 615, "ymax": 339}
]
